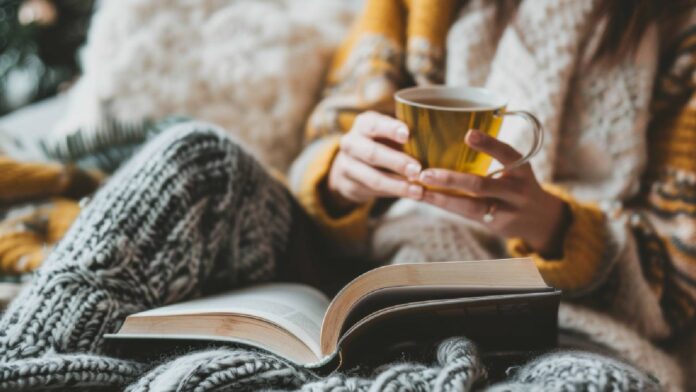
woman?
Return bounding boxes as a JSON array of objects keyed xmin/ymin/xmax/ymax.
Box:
[
  {"xmin": 0, "ymin": 0, "xmax": 693, "ymax": 390},
  {"xmin": 294, "ymin": 0, "xmax": 695, "ymax": 388}
]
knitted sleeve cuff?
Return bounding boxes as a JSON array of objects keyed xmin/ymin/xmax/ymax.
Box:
[
  {"xmin": 507, "ymin": 184, "xmax": 608, "ymax": 292},
  {"xmin": 288, "ymin": 135, "xmax": 373, "ymax": 244}
]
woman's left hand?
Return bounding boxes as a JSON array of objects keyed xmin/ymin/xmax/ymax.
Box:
[{"xmin": 419, "ymin": 129, "xmax": 569, "ymax": 257}]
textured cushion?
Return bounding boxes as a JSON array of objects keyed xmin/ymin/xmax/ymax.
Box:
[{"xmin": 42, "ymin": 0, "xmax": 356, "ymax": 172}]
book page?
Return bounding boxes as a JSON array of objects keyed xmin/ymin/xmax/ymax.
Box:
[
  {"xmin": 321, "ymin": 258, "xmax": 544, "ymax": 354},
  {"xmin": 133, "ymin": 283, "xmax": 330, "ymax": 357}
]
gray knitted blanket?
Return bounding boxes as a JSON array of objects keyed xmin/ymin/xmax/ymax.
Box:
[{"xmin": 0, "ymin": 122, "xmax": 659, "ymax": 391}]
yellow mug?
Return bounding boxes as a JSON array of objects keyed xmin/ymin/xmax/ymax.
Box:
[{"xmin": 394, "ymin": 86, "xmax": 543, "ymax": 185}]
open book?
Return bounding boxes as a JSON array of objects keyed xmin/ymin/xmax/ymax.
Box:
[{"xmin": 106, "ymin": 258, "xmax": 560, "ymax": 370}]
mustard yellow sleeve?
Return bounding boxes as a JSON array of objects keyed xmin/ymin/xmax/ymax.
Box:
[
  {"xmin": 289, "ymin": 0, "xmax": 456, "ymax": 247},
  {"xmin": 508, "ymin": 24, "xmax": 696, "ymax": 334},
  {"xmin": 507, "ymin": 184, "xmax": 607, "ymax": 291},
  {"xmin": 0, "ymin": 156, "xmax": 102, "ymax": 203},
  {"xmin": 288, "ymin": 135, "xmax": 374, "ymax": 246}
]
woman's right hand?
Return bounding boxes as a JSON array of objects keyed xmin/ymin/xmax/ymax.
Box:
[{"xmin": 326, "ymin": 111, "xmax": 424, "ymax": 205}]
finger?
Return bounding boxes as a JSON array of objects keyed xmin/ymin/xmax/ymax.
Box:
[
  {"xmin": 342, "ymin": 155, "xmax": 423, "ymax": 200},
  {"xmin": 422, "ymin": 190, "xmax": 488, "ymax": 220},
  {"xmin": 340, "ymin": 134, "xmax": 421, "ymax": 179},
  {"xmin": 329, "ymin": 156, "xmax": 372, "ymax": 203},
  {"xmin": 336, "ymin": 177, "xmax": 380, "ymax": 203},
  {"xmin": 465, "ymin": 129, "xmax": 522, "ymax": 166},
  {"xmin": 354, "ymin": 111, "xmax": 410, "ymax": 144},
  {"xmin": 418, "ymin": 169, "xmax": 525, "ymax": 203}
]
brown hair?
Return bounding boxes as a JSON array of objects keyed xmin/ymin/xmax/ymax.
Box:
[
  {"xmin": 495, "ymin": 0, "xmax": 694, "ymax": 63},
  {"xmin": 590, "ymin": 0, "xmax": 693, "ymax": 62}
]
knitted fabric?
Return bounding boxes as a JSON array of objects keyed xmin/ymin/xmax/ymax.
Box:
[
  {"xmin": 0, "ymin": 154, "xmax": 102, "ymax": 275},
  {"xmin": 0, "ymin": 354, "xmax": 145, "ymax": 391},
  {"xmin": 487, "ymin": 352, "xmax": 660, "ymax": 392},
  {"xmin": 124, "ymin": 337, "xmax": 486, "ymax": 392},
  {"xmin": 290, "ymin": 2, "xmax": 693, "ymax": 387},
  {"xmin": 0, "ymin": 115, "xmax": 197, "ymax": 277},
  {"xmin": 305, "ymin": 0, "xmax": 459, "ymax": 145},
  {"xmin": 123, "ymin": 340, "xmax": 658, "ymax": 391},
  {"xmin": 0, "ymin": 334, "xmax": 657, "ymax": 391},
  {"xmin": 0, "ymin": 121, "xmax": 292, "ymax": 378},
  {"xmin": 0, "ymin": 199, "xmax": 81, "ymax": 274},
  {"xmin": 0, "ymin": 122, "xmax": 664, "ymax": 390},
  {"xmin": 0, "ymin": 156, "xmax": 101, "ymax": 203}
]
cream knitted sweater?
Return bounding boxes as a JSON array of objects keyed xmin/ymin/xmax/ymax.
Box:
[
  {"xmin": 364, "ymin": 0, "xmax": 681, "ymax": 389},
  {"xmin": 374, "ymin": 1, "xmax": 653, "ymax": 265},
  {"xmin": 287, "ymin": 1, "xmax": 696, "ymax": 389}
]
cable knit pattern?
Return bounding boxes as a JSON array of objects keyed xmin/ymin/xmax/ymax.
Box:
[
  {"xmin": 0, "ymin": 122, "xmax": 293, "ymax": 378},
  {"xmin": 448, "ymin": 0, "xmax": 654, "ymax": 191},
  {"xmin": 361, "ymin": 0, "xmax": 656, "ymax": 279},
  {"xmin": 301, "ymin": 1, "xmax": 686, "ymax": 388},
  {"xmin": 124, "ymin": 338, "xmax": 486, "ymax": 392},
  {"xmin": 0, "ymin": 122, "xmax": 667, "ymax": 390},
  {"xmin": 557, "ymin": 51, "xmax": 656, "ymax": 201},
  {"xmin": 482, "ymin": 0, "xmax": 597, "ymax": 182},
  {"xmin": 0, "ymin": 355, "xmax": 145, "ymax": 391},
  {"xmin": 370, "ymin": 200, "xmax": 502, "ymax": 265},
  {"xmin": 0, "ymin": 1, "xmax": 692, "ymax": 389},
  {"xmin": 488, "ymin": 352, "xmax": 660, "ymax": 392},
  {"xmin": 445, "ymin": 0, "xmax": 505, "ymax": 88}
]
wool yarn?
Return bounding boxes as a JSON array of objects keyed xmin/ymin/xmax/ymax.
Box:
[
  {"xmin": 0, "ymin": 155, "xmax": 100, "ymax": 275},
  {"xmin": 125, "ymin": 337, "xmax": 485, "ymax": 392},
  {"xmin": 486, "ymin": 352, "xmax": 661, "ymax": 392},
  {"xmin": 0, "ymin": 199, "xmax": 81, "ymax": 274},
  {"xmin": 0, "ymin": 121, "xmax": 292, "ymax": 362},
  {"xmin": 124, "ymin": 340, "xmax": 658, "ymax": 391},
  {"xmin": 0, "ymin": 122, "xmax": 662, "ymax": 390},
  {"xmin": 0, "ymin": 354, "xmax": 145, "ymax": 391}
]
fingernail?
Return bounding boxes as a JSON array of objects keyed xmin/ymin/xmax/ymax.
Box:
[
  {"xmin": 408, "ymin": 184, "xmax": 423, "ymax": 199},
  {"xmin": 405, "ymin": 163, "xmax": 421, "ymax": 178},
  {"xmin": 419, "ymin": 171, "xmax": 434, "ymax": 183},
  {"xmin": 467, "ymin": 129, "xmax": 483, "ymax": 143},
  {"xmin": 397, "ymin": 126, "xmax": 409, "ymax": 143}
]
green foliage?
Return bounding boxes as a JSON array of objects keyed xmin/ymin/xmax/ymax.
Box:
[{"xmin": 0, "ymin": 0, "xmax": 94, "ymax": 115}]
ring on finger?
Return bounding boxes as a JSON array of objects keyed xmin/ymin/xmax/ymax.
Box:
[{"xmin": 482, "ymin": 200, "xmax": 497, "ymax": 223}]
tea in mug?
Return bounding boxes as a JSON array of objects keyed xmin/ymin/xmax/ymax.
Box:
[
  {"xmin": 394, "ymin": 86, "xmax": 543, "ymax": 194},
  {"xmin": 395, "ymin": 89, "xmax": 504, "ymax": 176}
]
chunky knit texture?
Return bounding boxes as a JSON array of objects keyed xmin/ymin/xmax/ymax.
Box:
[
  {"xmin": 122, "ymin": 339, "xmax": 659, "ymax": 391},
  {"xmin": 0, "ymin": 121, "xmax": 292, "ymax": 368},
  {"xmin": 290, "ymin": 2, "xmax": 695, "ymax": 388},
  {"xmin": 0, "ymin": 123, "xmax": 664, "ymax": 390},
  {"xmin": 1, "ymin": 1, "xmax": 692, "ymax": 388},
  {"xmin": 123, "ymin": 337, "xmax": 487, "ymax": 391},
  {"xmin": 488, "ymin": 351, "xmax": 660, "ymax": 392},
  {"xmin": 0, "ymin": 199, "xmax": 81, "ymax": 274},
  {"xmin": 0, "ymin": 155, "xmax": 102, "ymax": 275},
  {"xmin": 0, "ymin": 355, "xmax": 145, "ymax": 391}
]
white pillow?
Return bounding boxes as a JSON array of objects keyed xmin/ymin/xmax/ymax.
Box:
[{"xmin": 47, "ymin": 0, "xmax": 356, "ymax": 171}]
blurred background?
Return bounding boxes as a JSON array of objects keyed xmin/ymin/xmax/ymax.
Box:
[
  {"xmin": 0, "ymin": 0, "xmax": 94, "ymax": 115},
  {"xmin": 0, "ymin": 0, "xmax": 361, "ymax": 306}
]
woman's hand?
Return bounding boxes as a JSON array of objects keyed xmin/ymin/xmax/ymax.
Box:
[
  {"xmin": 419, "ymin": 129, "xmax": 570, "ymax": 256},
  {"xmin": 326, "ymin": 111, "xmax": 424, "ymax": 205}
]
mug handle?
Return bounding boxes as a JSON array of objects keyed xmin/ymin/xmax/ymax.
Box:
[{"xmin": 487, "ymin": 110, "xmax": 544, "ymax": 178}]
